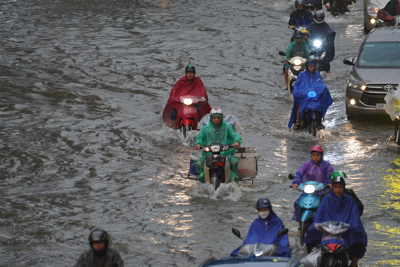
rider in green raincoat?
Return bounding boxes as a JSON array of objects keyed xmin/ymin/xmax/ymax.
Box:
[{"xmin": 195, "ymin": 108, "xmax": 242, "ymax": 183}]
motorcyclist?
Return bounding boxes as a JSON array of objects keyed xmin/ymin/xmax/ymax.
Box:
[
  {"xmin": 291, "ymin": 145, "xmax": 334, "ymax": 222},
  {"xmin": 301, "ymin": 29, "xmax": 311, "ymax": 48},
  {"xmin": 75, "ymin": 228, "xmax": 124, "ymax": 267},
  {"xmin": 304, "ymin": 176, "xmax": 368, "ymax": 267},
  {"xmin": 231, "ymin": 198, "xmax": 291, "ymax": 258},
  {"xmin": 281, "ymin": 30, "xmax": 311, "ymax": 90},
  {"xmin": 194, "ymin": 108, "xmax": 242, "ymax": 183},
  {"xmin": 306, "ymin": 10, "xmax": 336, "ymax": 72},
  {"xmin": 288, "ymin": 0, "xmax": 313, "ymax": 30},
  {"xmin": 162, "ymin": 64, "xmax": 211, "ymax": 130},
  {"xmin": 287, "ymin": 60, "xmax": 326, "ymax": 130}
]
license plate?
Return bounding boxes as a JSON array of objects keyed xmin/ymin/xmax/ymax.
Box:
[{"xmin": 376, "ymin": 103, "xmax": 386, "ymax": 110}]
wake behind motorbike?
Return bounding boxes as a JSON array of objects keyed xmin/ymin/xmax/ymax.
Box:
[
  {"xmin": 176, "ymin": 95, "xmax": 207, "ymax": 138},
  {"xmin": 301, "ymin": 221, "xmax": 351, "ymax": 267},
  {"xmin": 289, "ymin": 175, "xmax": 327, "ymax": 246},
  {"xmin": 279, "ymin": 51, "xmax": 307, "ymax": 94},
  {"xmin": 309, "ymin": 31, "xmax": 336, "ymax": 73}
]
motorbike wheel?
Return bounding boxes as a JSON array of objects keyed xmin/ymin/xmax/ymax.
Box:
[
  {"xmin": 211, "ymin": 176, "xmax": 221, "ymax": 191},
  {"xmin": 300, "ymin": 219, "xmax": 313, "ymax": 246},
  {"xmin": 396, "ymin": 125, "xmax": 400, "ymax": 146},
  {"xmin": 181, "ymin": 125, "xmax": 193, "ymax": 139},
  {"xmin": 321, "ymin": 253, "xmax": 348, "ymax": 267},
  {"xmin": 309, "ymin": 119, "xmax": 317, "ymax": 137}
]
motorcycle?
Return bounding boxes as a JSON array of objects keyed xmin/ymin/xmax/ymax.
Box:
[
  {"xmin": 232, "ymin": 227, "xmax": 289, "ymax": 257},
  {"xmin": 293, "ymin": 83, "xmax": 333, "ymax": 136},
  {"xmin": 308, "ymin": 31, "xmax": 336, "ymax": 73},
  {"xmin": 384, "ymin": 87, "xmax": 400, "ymax": 146},
  {"xmin": 289, "ymin": 175, "xmax": 327, "ymax": 246},
  {"xmin": 301, "ymin": 221, "xmax": 351, "ymax": 267},
  {"xmin": 176, "ymin": 95, "xmax": 207, "ymax": 138},
  {"xmin": 279, "ymin": 51, "xmax": 307, "ymax": 94}
]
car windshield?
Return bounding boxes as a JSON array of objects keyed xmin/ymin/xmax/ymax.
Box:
[{"xmin": 358, "ymin": 42, "xmax": 400, "ymax": 67}]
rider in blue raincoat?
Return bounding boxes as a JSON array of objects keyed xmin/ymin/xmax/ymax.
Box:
[
  {"xmin": 288, "ymin": 61, "xmax": 332, "ymax": 130},
  {"xmin": 231, "ymin": 198, "xmax": 291, "ymax": 258},
  {"xmin": 304, "ymin": 176, "xmax": 367, "ymax": 267}
]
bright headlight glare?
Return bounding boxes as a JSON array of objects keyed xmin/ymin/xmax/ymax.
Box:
[
  {"xmin": 313, "ymin": 40, "xmax": 322, "ymax": 48},
  {"xmin": 370, "ymin": 18, "xmax": 376, "ymax": 24},
  {"xmin": 293, "ymin": 59, "xmax": 302, "ymax": 65},
  {"xmin": 203, "ymin": 147, "xmax": 210, "ymax": 152},
  {"xmin": 361, "ymin": 85, "xmax": 367, "ymax": 91},
  {"xmin": 304, "ymin": 184, "xmax": 316, "ymax": 194},
  {"xmin": 350, "ymin": 99, "xmax": 356, "ymax": 105},
  {"xmin": 210, "ymin": 145, "xmax": 221, "ymax": 153},
  {"xmin": 183, "ymin": 98, "xmax": 193, "ymax": 105}
]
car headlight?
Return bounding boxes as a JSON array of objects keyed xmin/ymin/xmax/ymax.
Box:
[
  {"xmin": 348, "ymin": 80, "xmax": 367, "ymax": 91},
  {"xmin": 367, "ymin": 4, "xmax": 379, "ymax": 14}
]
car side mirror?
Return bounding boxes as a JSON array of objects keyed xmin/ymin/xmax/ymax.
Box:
[{"xmin": 343, "ymin": 56, "xmax": 355, "ymax": 65}]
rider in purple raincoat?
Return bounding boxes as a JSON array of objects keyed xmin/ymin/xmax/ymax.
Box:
[{"xmin": 292, "ymin": 145, "xmax": 334, "ymax": 221}]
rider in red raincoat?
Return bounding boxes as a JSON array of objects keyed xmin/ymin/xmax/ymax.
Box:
[{"xmin": 163, "ymin": 65, "xmax": 211, "ymax": 130}]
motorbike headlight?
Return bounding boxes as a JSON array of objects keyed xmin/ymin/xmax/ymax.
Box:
[
  {"xmin": 293, "ymin": 58, "xmax": 302, "ymax": 66},
  {"xmin": 367, "ymin": 4, "xmax": 379, "ymax": 14},
  {"xmin": 203, "ymin": 146, "xmax": 211, "ymax": 152},
  {"xmin": 348, "ymin": 80, "xmax": 367, "ymax": 91},
  {"xmin": 304, "ymin": 184, "xmax": 316, "ymax": 194},
  {"xmin": 210, "ymin": 145, "xmax": 221, "ymax": 153},
  {"xmin": 313, "ymin": 39, "xmax": 322, "ymax": 48},
  {"xmin": 183, "ymin": 98, "xmax": 193, "ymax": 105}
]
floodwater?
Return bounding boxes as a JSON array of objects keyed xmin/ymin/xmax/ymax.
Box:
[{"xmin": 0, "ymin": 0, "xmax": 400, "ymax": 266}]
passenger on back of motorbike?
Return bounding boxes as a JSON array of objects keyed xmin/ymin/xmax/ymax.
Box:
[
  {"xmin": 231, "ymin": 198, "xmax": 291, "ymax": 258},
  {"xmin": 304, "ymin": 176, "xmax": 368, "ymax": 267},
  {"xmin": 291, "ymin": 145, "xmax": 333, "ymax": 221},
  {"xmin": 195, "ymin": 108, "xmax": 242, "ymax": 183},
  {"xmin": 306, "ymin": 11, "xmax": 336, "ymax": 72},
  {"xmin": 162, "ymin": 64, "xmax": 211, "ymax": 130},
  {"xmin": 287, "ymin": 60, "xmax": 324, "ymax": 130},
  {"xmin": 282, "ymin": 30, "xmax": 311, "ymax": 91}
]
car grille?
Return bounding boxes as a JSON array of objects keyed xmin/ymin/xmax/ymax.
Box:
[{"xmin": 360, "ymin": 84, "xmax": 398, "ymax": 106}]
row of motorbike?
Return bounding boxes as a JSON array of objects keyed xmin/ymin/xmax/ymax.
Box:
[{"xmin": 304, "ymin": 0, "xmax": 354, "ymax": 17}]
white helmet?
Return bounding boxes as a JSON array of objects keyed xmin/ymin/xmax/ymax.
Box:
[{"xmin": 210, "ymin": 107, "xmax": 223, "ymax": 116}]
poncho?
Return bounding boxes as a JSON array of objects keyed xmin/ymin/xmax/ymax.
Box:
[
  {"xmin": 162, "ymin": 76, "xmax": 211, "ymax": 128},
  {"xmin": 231, "ymin": 208, "xmax": 291, "ymax": 258},
  {"xmin": 304, "ymin": 190, "xmax": 368, "ymax": 258}
]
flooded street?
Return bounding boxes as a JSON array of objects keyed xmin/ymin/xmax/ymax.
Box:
[{"xmin": 1, "ymin": 0, "xmax": 400, "ymax": 266}]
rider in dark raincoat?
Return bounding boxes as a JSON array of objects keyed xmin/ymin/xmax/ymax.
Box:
[
  {"xmin": 304, "ymin": 176, "xmax": 367, "ymax": 267},
  {"xmin": 231, "ymin": 198, "xmax": 291, "ymax": 258},
  {"xmin": 195, "ymin": 108, "xmax": 242, "ymax": 183}
]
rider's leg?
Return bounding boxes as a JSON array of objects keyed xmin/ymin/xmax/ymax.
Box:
[
  {"xmin": 170, "ymin": 108, "xmax": 177, "ymax": 130},
  {"xmin": 283, "ymin": 68, "xmax": 289, "ymax": 90}
]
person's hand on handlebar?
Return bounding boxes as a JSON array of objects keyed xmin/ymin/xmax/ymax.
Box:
[
  {"xmin": 292, "ymin": 183, "xmax": 298, "ymax": 189},
  {"xmin": 232, "ymin": 142, "xmax": 240, "ymax": 149},
  {"xmin": 195, "ymin": 144, "xmax": 201, "ymax": 150}
]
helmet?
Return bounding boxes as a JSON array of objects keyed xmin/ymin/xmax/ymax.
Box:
[
  {"xmin": 185, "ymin": 64, "xmax": 196, "ymax": 73},
  {"xmin": 313, "ymin": 10, "xmax": 325, "ymax": 24},
  {"xmin": 332, "ymin": 176, "xmax": 346, "ymax": 186},
  {"xmin": 256, "ymin": 198, "xmax": 271, "ymax": 210},
  {"xmin": 89, "ymin": 228, "xmax": 109, "ymax": 255},
  {"xmin": 295, "ymin": 0, "xmax": 304, "ymax": 7},
  {"xmin": 330, "ymin": 171, "xmax": 347, "ymax": 181},
  {"xmin": 310, "ymin": 145, "xmax": 323, "ymax": 154},
  {"xmin": 210, "ymin": 107, "xmax": 223, "ymax": 116},
  {"xmin": 294, "ymin": 30, "xmax": 303, "ymax": 38},
  {"xmin": 301, "ymin": 29, "xmax": 309, "ymax": 36}
]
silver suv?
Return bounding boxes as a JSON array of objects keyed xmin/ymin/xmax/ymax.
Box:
[{"xmin": 343, "ymin": 26, "xmax": 400, "ymax": 119}]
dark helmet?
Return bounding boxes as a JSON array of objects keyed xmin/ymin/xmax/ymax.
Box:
[
  {"xmin": 332, "ymin": 176, "xmax": 346, "ymax": 186},
  {"xmin": 294, "ymin": 30, "xmax": 303, "ymax": 38},
  {"xmin": 310, "ymin": 145, "xmax": 323, "ymax": 154},
  {"xmin": 185, "ymin": 64, "xmax": 196, "ymax": 73},
  {"xmin": 256, "ymin": 198, "xmax": 271, "ymax": 210},
  {"xmin": 313, "ymin": 10, "xmax": 325, "ymax": 24},
  {"xmin": 89, "ymin": 228, "xmax": 109, "ymax": 256},
  {"xmin": 295, "ymin": 0, "xmax": 305, "ymax": 8}
]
